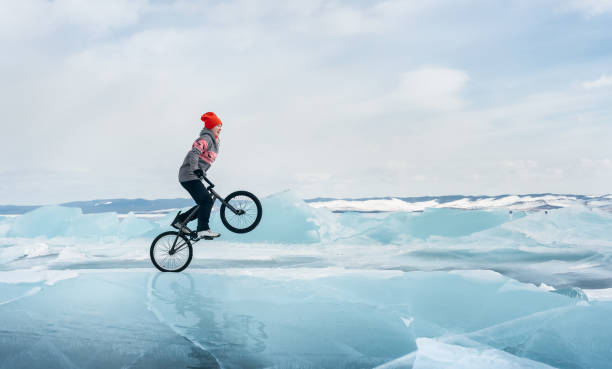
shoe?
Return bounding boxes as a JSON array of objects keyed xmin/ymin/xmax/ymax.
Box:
[{"xmin": 196, "ymin": 229, "xmax": 221, "ymax": 239}]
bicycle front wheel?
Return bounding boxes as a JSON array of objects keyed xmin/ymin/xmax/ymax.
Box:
[
  {"xmin": 150, "ymin": 231, "xmax": 193, "ymax": 272},
  {"xmin": 220, "ymin": 190, "xmax": 262, "ymax": 233}
]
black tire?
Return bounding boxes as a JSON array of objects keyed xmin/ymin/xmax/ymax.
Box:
[
  {"xmin": 220, "ymin": 190, "xmax": 262, "ymax": 233},
  {"xmin": 150, "ymin": 231, "xmax": 193, "ymax": 272}
]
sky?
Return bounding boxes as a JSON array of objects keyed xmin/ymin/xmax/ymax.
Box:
[{"xmin": 1, "ymin": 0, "xmax": 612, "ymax": 204}]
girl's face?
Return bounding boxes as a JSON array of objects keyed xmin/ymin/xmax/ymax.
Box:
[{"xmin": 211, "ymin": 124, "xmax": 222, "ymax": 136}]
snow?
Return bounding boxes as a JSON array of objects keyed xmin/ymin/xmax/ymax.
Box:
[
  {"xmin": 309, "ymin": 193, "xmax": 612, "ymax": 213},
  {"xmin": 22, "ymin": 242, "xmax": 51, "ymax": 258},
  {"xmin": 310, "ymin": 198, "xmax": 440, "ymax": 212},
  {"xmin": 584, "ymin": 288, "xmax": 612, "ymax": 301}
]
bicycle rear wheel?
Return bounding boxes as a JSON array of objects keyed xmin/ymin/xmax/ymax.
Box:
[
  {"xmin": 220, "ymin": 190, "xmax": 262, "ymax": 233},
  {"xmin": 150, "ymin": 231, "xmax": 193, "ymax": 272}
]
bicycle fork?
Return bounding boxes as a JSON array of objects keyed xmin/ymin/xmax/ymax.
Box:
[
  {"xmin": 209, "ymin": 187, "xmax": 244, "ymax": 215},
  {"xmin": 169, "ymin": 235, "xmax": 180, "ymax": 255}
]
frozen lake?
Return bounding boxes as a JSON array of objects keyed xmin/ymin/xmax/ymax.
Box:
[{"xmin": 1, "ymin": 191, "xmax": 612, "ymax": 368}]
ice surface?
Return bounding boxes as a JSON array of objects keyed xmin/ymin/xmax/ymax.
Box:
[
  {"xmin": 0, "ymin": 217, "xmax": 11, "ymax": 237},
  {"xmin": 118, "ymin": 212, "xmax": 153, "ymax": 238},
  {"xmin": 207, "ymin": 189, "xmax": 347, "ymax": 244},
  {"xmin": 6, "ymin": 206, "xmax": 121, "ymax": 239},
  {"xmin": 2, "ymin": 191, "xmax": 612, "ymax": 367},
  {"xmin": 464, "ymin": 302, "xmax": 612, "ymax": 369},
  {"xmin": 7, "ymin": 206, "xmax": 82, "ymax": 238},
  {"xmin": 5, "ymin": 205, "xmax": 159, "ymax": 240},
  {"xmin": 0, "ymin": 286, "xmax": 41, "ymax": 306},
  {"xmin": 3, "ymin": 193, "xmax": 612, "ymax": 289},
  {"xmin": 342, "ymin": 208, "xmax": 519, "ymax": 243},
  {"xmin": 4, "ymin": 191, "xmax": 607, "ymax": 247},
  {"xmin": 64, "ymin": 212, "xmax": 120, "ymax": 237},
  {"xmin": 501, "ymin": 205, "xmax": 612, "ymax": 246},
  {"xmin": 2, "ymin": 268, "xmax": 610, "ymax": 368},
  {"xmin": 411, "ymin": 338, "xmax": 556, "ymax": 369}
]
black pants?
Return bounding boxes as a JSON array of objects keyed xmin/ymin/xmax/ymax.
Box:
[{"xmin": 177, "ymin": 180, "xmax": 214, "ymax": 232}]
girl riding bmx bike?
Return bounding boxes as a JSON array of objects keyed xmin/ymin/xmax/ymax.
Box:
[{"xmin": 150, "ymin": 112, "xmax": 262, "ymax": 272}]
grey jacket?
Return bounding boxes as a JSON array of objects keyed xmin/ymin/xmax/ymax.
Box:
[{"xmin": 178, "ymin": 128, "xmax": 220, "ymax": 182}]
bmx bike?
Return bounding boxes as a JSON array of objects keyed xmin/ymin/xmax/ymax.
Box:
[{"xmin": 150, "ymin": 175, "xmax": 262, "ymax": 272}]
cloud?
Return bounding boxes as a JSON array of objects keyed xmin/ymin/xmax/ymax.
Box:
[
  {"xmin": 288, "ymin": 0, "xmax": 442, "ymax": 36},
  {"xmin": 0, "ymin": 0, "xmax": 147, "ymax": 40},
  {"xmin": 394, "ymin": 68, "xmax": 469, "ymax": 111},
  {"xmin": 351, "ymin": 67, "xmax": 470, "ymax": 116},
  {"xmin": 411, "ymin": 174, "xmax": 427, "ymax": 181},
  {"xmin": 1, "ymin": 0, "xmax": 612, "ymax": 203},
  {"xmin": 583, "ymin": 74, "xmax": 612, "ymax": 89},
  {"xmin": 500, "ymin": 160, "xmax": 538, "ymax": 170},
  {"xmin": 580, "ymin": 158, "xmax": 612, "ymax": 169},
  {"xmin": 557, "ymin": 0, "xmax": 612, "ymax": 15}
]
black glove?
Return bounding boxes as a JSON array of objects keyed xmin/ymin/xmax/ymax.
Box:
[{"xmin": 194, "ymin": 169, "xmax": 204, "ymax": 178}]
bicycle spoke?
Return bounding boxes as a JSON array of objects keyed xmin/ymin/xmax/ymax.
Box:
[
  {"xmin": 225, "ymin": 195, "xmax": 259, "ymax": 230},
  {"xmin": 220, "ymin": 193, "xmax": 260, "ymax": 233},
  {"xmin": 174, "ymin": 244, "xmax": 188, "ymax": 254},
  {"xmin": 153, "ymin": 233, "xmax": 191, "ymax": 271}
]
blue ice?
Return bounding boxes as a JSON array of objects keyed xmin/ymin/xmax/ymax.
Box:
[
  {"xmin": 2, "ymin": 191, "xmax": 612, "ymax": 368},
  {"xmin": 1, "ymin": 269, "xmax": 611, "ymax": 368}
]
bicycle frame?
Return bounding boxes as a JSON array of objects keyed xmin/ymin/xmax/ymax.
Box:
[
  {"xmin": 201, "ymin": 176, "xmax": 241, "ymax": 214},
  {"xmin": 169, "ymin": 176, "xmax": 240, "ymax": 253}
]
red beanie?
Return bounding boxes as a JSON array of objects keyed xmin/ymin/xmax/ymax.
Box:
[{"xmin": 201, "ymin": 112, "xmax": 222, "ymax": 129}]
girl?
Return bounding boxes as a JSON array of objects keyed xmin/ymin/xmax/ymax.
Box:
[{"xmin": 173, "ymin": 112, "xmax": 222, "ymax": 239}]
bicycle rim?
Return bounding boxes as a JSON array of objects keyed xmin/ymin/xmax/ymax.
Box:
[
  {"xmin": 221, "ymin": 191, "xmax": 262, "ymax": 233},
  {"xmin": 151, "ymin": 233, "xmax": 192, "ymax": 272}
]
